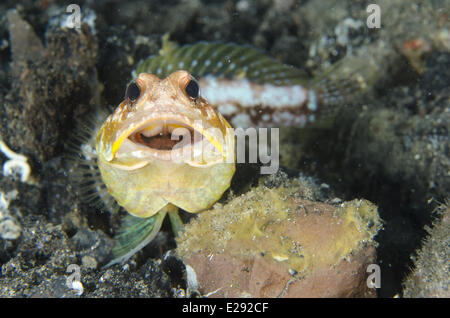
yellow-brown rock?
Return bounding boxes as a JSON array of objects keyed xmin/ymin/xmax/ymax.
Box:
[{"xmin": 176, "ymin": 180, "xmax": 382, "ymax": 297}]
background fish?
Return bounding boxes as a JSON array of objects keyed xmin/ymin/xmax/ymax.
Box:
[{"xmin": 134, "ymin": 35, "xmax": 367, "ymax": 129}]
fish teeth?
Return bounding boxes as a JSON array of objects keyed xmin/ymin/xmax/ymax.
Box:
[{"xmin": 141, "ymin": 125, "xmax": 163, "ymax": 137}]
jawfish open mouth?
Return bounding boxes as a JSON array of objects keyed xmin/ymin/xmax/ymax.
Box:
[{"xmin": 128, "ymin": 119, "xmax": 206, "ymax": 152}]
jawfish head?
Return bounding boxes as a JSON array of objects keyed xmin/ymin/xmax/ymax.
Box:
[{"xmin": 96, "ymin": 71, "xmax": 235, "ymax": 218}]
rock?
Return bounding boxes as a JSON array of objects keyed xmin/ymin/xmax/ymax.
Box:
[
  {"xmin": 0, "ymin": 189, "xmax": 21, "ymax": 240},
  {"xmin": 6, "ymin": 10, "xmax": 44, "ymax": 78},
  {"xmin": 70, "ymin": 228, "xmax": 114, "ymax": 267},
  {"xmin": 0, "ymin": 219, "xmax": 21, "ymax": 240},
  {"xmin": 0, "ymin": 213, "xmax": 177, "ymax": 297},
  {"xmin": 81, "ymin": 255, "xmax": 97, "ymax": 270},
  {"xmin": 176, "ymin": 180, "xmax": 382, "ymax": 297},
  {"xmin": 1, "ymin": 10, "xmax": 99, "ymax": 162},
  {"xmin": 403, "ymin": 204, "xmax": 450, "ymax": 298}
]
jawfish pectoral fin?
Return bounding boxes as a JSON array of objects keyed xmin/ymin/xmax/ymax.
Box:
[{"xmin": 103, "ymin": 208, "xmax": 168, "ymax": 268}]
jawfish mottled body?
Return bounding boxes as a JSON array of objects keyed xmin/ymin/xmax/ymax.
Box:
[{"xmin": 76, "ymin": 37, "xmax": 365, "ymax": 266}]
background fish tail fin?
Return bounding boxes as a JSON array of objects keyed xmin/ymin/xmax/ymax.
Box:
[{"xmin": 311, "ymin": 56, "xmax": 374, "ymax": 116}]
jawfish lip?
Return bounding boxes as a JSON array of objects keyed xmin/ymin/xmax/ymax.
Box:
[{"xmin": 113, "ymin": 115, "xmax": 229, "ymax": 165}]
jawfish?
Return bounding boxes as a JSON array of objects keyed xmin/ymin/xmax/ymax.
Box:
[
  {"xmin": 72, "ymin": 36, "xmax": 366, "ymax": 266},
  {"xmin": 96, "ymin": 71, "xmax": 235, "ymax": 266}
]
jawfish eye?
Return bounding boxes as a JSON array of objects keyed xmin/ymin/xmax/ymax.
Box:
[
  {"xmin": 185, "ymin": 79, "xmax": 199, "ymax": 99},
  {"xmin": 125, "ymin": 82, "xmax": 141, "ymax": 102}
]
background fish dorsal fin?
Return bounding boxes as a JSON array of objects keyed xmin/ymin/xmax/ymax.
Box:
[{"xmin": 134, "ymin": 41, "xmax": 309, "ymax": 86}]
